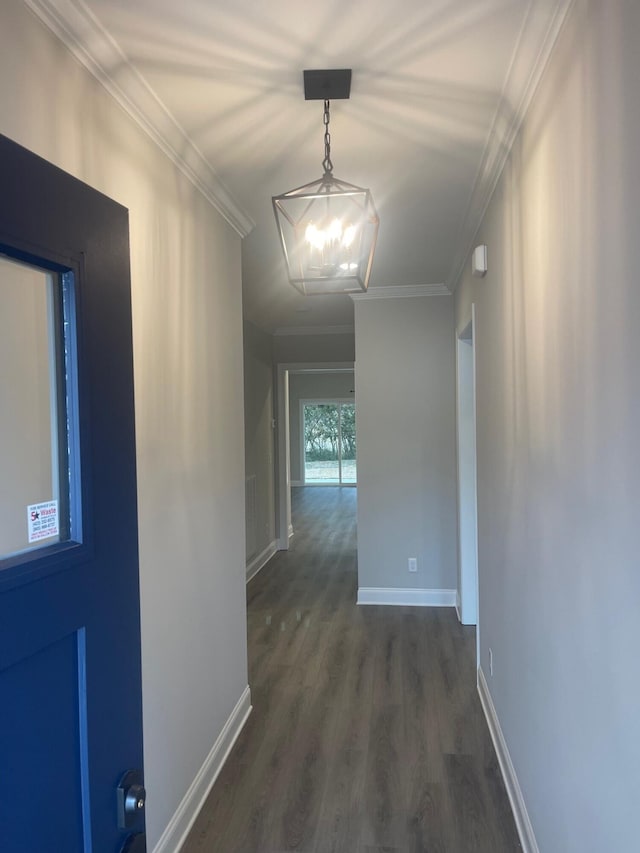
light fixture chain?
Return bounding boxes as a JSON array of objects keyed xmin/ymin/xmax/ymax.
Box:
[{"xmin": 322, "ymin": 99, "xmax": 333, "ymax": 175}]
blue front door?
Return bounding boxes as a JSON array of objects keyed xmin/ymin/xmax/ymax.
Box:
[{"xmin": 0, "ymin": 135, "xmax": 145, "ymax": 852}]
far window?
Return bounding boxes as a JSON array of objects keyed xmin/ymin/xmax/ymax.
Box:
[{"xmin": 302, "ymin": 401, "xmax": 356, "ymax": 485}]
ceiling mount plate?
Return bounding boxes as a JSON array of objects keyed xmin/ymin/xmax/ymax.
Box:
[{"xmin": 303, "ymin": 69, "xmax": 352, "ymax": 100}]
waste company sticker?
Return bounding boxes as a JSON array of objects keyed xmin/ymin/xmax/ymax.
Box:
[{"xmin": 27, "ymin": 500, "xmax": 59, "ymax": 543}]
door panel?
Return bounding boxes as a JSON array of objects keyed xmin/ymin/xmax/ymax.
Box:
[
  {"xmin": 0, "ymin": 135, "xmax": 145, "ymax": 851},
  {"xmin": 1, "ymin": 632, "xmax": 86, "ymax": 850}
]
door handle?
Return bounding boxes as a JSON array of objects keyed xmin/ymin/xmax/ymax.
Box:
[{"xmin": 117, "ymin": 770, "xmax": 146, "ymax": 830}]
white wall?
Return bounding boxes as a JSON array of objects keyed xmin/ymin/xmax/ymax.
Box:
[
  {"xmin": 243, "ymin": 320, "xmax": 275, "ymax": 565},
  {"xmin": 0, "ymin": 2, "xmax": 248, "ymax": 848},
  {"xmin": 455, "ymin": 1, "xmax": 640, "ymax": 849},
  {"xmin": 288, "ymin": 371, "xmax": 355, "ymax": 483},
  {"xmin": 354, "ymin": 295, "xmax": 457, "ymax": 597},
  {"xmin": 273, "ymin": 331, "xmax": 355, "ymax": 364}
]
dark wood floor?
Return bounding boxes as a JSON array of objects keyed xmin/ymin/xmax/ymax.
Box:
[{"xmin": 182, "ymin": 487, "xmax": 520, "ymax": 852}]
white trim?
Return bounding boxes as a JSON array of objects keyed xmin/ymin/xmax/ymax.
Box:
[
  {"xmin": 151, "ymin": 686, "xmax": 252, "ymax": 853},
  {"xmin": 288, "ymin": 523, "xmax": 294, "ymax": 539},
  {"xmin": 455, "ymin": 307, "xmax": 479, "ymax": 631},
  {"xmin": 276, "ymin": 366, "xmax": 292, "ymax": 550},
  {"xmin": 246, "ymin": 540, "xmax": 277, "ymax": 583},
  {"xmin": 299, "ymin": 398, "xmax": 307, "ymax": 488},
  {"xmin": 472, "ymin": 304, "xmax": 480, "ymax": 665},
  {"xmin": 289, "ymin": 369, "xmax": 353, "ymax": 374},
  {"xmin": 25, "ymin": 0, "xmax": 254, "ymax": 238},
  {"xmin": 285, "ymin": 363, "xmax": 355, "ymax": 373},
  {"xmin": 351, "ymin": 284, "xmax": 449, "ymax": 300},
  {"xmin": 455, "ymin": 593, "xmax": 462, "ymax": 624},
  {"xmin": 447, "ymin": 0, "xmax": 575, "ymax": 291},
  {"xmin": 357, "ymin": 587, "xmax": 456, "ymax": 607},
  {"xmin": 274, "ymin": 325, "xmax": 354, "ymax": 337},
  {"xmin": 477, "ymin": 668, "xmax": 539, "ymax": 853}
]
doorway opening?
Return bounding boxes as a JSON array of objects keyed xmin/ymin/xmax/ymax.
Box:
[
  {"xmin": 275, "ymin": 363, "xmax": 354, "ymax": 549},
  {"xmin": 302, "ymin": 400, "xmax": 356, "ymax": 485}
]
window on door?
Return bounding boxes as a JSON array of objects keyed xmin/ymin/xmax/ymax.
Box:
[
  {"xmin": 302, "ymin": 401, "xmax": 356, "ymax": 485},
  {"xmin": 0, "ymin": 253, "xmax": 78, "ymax": 560}
]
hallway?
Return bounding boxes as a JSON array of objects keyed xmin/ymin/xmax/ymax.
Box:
[{"xmin": 182, "ymin": 488, "xmax": 520, "ymax": 852}]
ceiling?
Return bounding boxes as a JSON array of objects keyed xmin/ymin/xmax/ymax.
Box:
[{"xmin": 30, "ymin": 0, "xmax": 572, "ymax": 333}]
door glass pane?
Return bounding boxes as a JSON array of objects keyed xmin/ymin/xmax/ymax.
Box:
[
  {"xmin": 0, "ymin": 254, "xmax": 73, "ymax": 559},
  {"xmin": 340, "ymin": 403, "xmax": 357, "ymax": 484},
  {"xmin": 304, "ymin": 403, "xmax": 340, "ymax": 483}
]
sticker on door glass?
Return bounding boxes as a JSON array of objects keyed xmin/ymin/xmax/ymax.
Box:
[{"xmin": 27, "ymin": 500, "xmax": 59, "ymax": 543}]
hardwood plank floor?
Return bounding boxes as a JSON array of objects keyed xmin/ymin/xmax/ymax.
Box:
[{"xmin": 181, "ymin": 487, "xmax": 521, "ymax": 852}]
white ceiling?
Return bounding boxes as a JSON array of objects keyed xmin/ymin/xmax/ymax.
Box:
[{"xmin": 30, "ymin": 0, "xmax": 572, "ymax": 332}]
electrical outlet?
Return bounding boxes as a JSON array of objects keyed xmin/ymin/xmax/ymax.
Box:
[
  {"xmin": 489, "ymin": 647, "xmax": 494, "ymax": 677},
  {"xmin": 408, "ymin": 557, "xmax": 417, "ymax": 573}
]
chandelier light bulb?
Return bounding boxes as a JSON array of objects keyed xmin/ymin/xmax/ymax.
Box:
[
  {"xmin": 328, "ymin": 218, "xmax": 342, "ymax": 241},
  {"xmin": 342, "ymin": 224, "xmax": 356, "ymax": 248},
  {"xmin": 303, "ymin": 217, "xmax": 360, "ymax": 275},
  {"xmin": 304, "ymin": 223, "xmax": 325, "ymax": 250},
  {"xmin": 304, "ymin": 219, "xmax": 357, "ymax": 250}
]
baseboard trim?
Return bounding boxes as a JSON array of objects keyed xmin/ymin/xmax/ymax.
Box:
[
  {"xmin": 357, "ymin": 587, "xmax": 456, "ymax": 607},
  {"xmin": 477, "ymin": 667, "xmax": 539, "ymax": 853},
  {"xmin": 152, "ymin": 686, "xmax": 252, "ymax": 853},
  {"xmin": 246, "ymin": 540, "xmax": 277, "ymax": 582}
]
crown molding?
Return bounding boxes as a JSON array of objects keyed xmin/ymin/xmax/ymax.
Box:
[
  {"xmin": 446, "ymin": 0, "xmax": 576, "ymax": 292},
  {"xmin": 273, "ymin": 325, "xmax": 355, "ymax": 337},
  {"xmin": 24, "ymin": 0, "xmax": 255, "ymax": 238},
  {"xmin": 351, "ymin": 284, "xmax": 450, "ymax": 301}
]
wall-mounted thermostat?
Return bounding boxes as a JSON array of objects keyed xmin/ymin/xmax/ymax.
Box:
[{"xmin": 472, "ymin": 244, "xmax": 488, "ymax": 277}]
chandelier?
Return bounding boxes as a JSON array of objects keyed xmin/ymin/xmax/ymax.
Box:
[{"xmin": 272, "ymin": 70, "xmax": 379, "ymax": 295}]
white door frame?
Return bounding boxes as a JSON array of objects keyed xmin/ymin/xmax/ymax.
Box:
[
  {"xmin": 275, "ymin": 362, "xmax": 354, "ymax": 549},
  {"xmin": 456, "ymin": 305, "xmax": 479, "ymax": 647}
]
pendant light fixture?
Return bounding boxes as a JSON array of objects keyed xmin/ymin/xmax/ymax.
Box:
[{"xmin": 272, "ymin": 69, "xmax": 379, "ymax": 295}]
